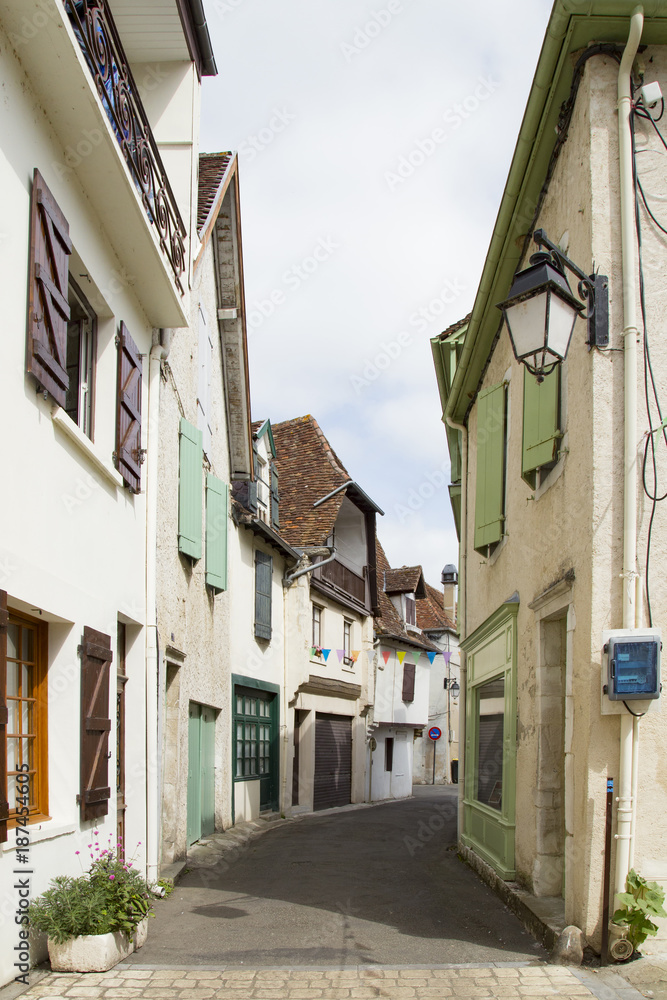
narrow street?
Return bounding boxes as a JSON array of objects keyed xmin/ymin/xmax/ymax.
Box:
[{"xmin": 128, "ymin": 788, "xmax": 543, "ymax": 968}]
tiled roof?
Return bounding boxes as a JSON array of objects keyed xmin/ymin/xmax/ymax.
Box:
[
  {"xmin": 384, "ymin": 566, "xmax": 425, "ymax": 597},
  {"xmin": 374, "ymin": 539, "xmax": 438, "ymax": 652},
  {"xmin": 417, "ymin": 582, "xmax": 456, "ymax": 632},
  {"xmin": 438, "ymin": 312, "xmax": 471, "ymax": 342},
  {"xmin": 271, "ymin": 415, "xmax": 351, "ymax": 547},
  {"xmin": 197, "ymin": 152, "xmax": 233, "ymax": 236}
]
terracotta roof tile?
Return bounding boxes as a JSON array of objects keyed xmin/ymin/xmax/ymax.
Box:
[
  {"xmin": 271, "ymin": 415, "xmax": 351, "ymax": 547},
  {"xmin": 417, "ymin": 582, "xmax": 456, "ymax": 632},
  {"xmin": 198, "ymin": 152, "xmax": 233, "ymax": 235},
  {"xmin": 384, "ymin": 566, "xmax": 425, "ymax": 596},
  {"xmin": 374, "ymin": 539, "xmax": 438, "ymax": 652}
]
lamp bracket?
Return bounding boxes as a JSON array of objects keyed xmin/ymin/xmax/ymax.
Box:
[{"xmin": 533, "ymin": 229, "xmax": 608, "ymax": 349}]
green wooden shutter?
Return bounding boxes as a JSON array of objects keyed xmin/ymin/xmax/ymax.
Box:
[
  {"xmin": 474, "ymin": 382, "xmax": 506, "ymax": 553},
  {"xmin": 254, "ymin": 550, "xmax": 273, "ymax": 640},
  {"xmin": 270, "ymin": 465, "xmax": 280, "ymax": 528},
  {"xmin": 206, "ymin": 473, "xmax": 228, "ymax": 592},
  {"xmin": 522, "ymin": 367, "xmax": 560, "ymax": 486},
  {"xmin": 179, "ymin": 418, "xmax": 203, "ymax": 559}
]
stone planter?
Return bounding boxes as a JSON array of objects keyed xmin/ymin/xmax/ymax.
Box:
[{"xmin": 48, "ymin": 918, "xmax": 148, "ymax": 972}]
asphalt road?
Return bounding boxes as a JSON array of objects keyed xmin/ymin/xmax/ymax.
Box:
[{"xmin": 129, "ymin": 786, "xmax": 545, "ymax": 968}]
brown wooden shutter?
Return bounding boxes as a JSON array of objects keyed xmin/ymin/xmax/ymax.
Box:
[
  {"xmin": 115, "ymin": 322, "xmax": 143, "ymax": 493},
  {"xmin": 0, "ymin": 591, "xmax": 8, "ymax": 844},
  {"xmin": 26, "ymin": 169, "xmax": 72, "ymax": 408},
  {"xmin": 402, "ymin": 662, "xmax": 416, "ymax": 703},
  {"xmin": 79, "ymin": 627, "xmax": 113, "ymax": 822}
]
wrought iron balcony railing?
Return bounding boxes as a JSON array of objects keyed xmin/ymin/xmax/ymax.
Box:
[{"xmin": 64, "ymin": 0, "xmax": 186, "ymax": 293}]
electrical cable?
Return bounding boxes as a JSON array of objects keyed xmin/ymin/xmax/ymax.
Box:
[
  {"xmin": 631, "ymin": 95, "xmax": 667, "ymax": 627},
  {"xmin": 623, "ymin": 701, "xmax": 647, "ymax": 718}
]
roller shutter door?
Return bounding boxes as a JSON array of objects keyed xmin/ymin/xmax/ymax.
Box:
[{"xmin": 314, "ymin": 713, "xmax": 352, "ymax": 810}]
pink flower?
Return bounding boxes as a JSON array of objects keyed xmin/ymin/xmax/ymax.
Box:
[
  {"xmin": 109, "ymin": 874, "xmax": 115, "ymax": 881},
  {"xmin": 75, "ymin": 851, "xmax": 80, "ymax": 855},
  {"xmin": 87, "ymin": 844, "xmax": 92, "ymax": 848}
]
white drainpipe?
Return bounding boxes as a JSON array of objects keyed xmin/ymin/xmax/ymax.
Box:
[
  {"xmin": 615, "ymin": 6, "xmax": 644, "ymax": 900},
  {"xmin": 445, "ymin": 414, "xmax": 467, "ymax": 844},
  {"xmin": 145, "ymin": 329, "xmax": 171, "ymax": 880}
]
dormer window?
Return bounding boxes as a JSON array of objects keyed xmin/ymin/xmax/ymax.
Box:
[
  {"xmin": 405, "ymin": 594, "xmax": 416, "ymax": 626},
  {"xmin": 256, "ymin": 455, "xmax": 270, "ymax": 523}
]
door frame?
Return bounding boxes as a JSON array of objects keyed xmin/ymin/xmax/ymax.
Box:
[{"xmin": 231, "ymin": 674, "xmax": 280, "ymax": 824}]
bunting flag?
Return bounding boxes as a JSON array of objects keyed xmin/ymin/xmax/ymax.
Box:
[
  {"xmin": 411, "ymin": 651, "xmax": 421, "ymax": 664},
  {"xmin": 443, "ymin": 651, "xmax": 453, "ymax": 664},
  {"xmin": 366, "ymin": 649, "xmax": 375, "ymax": 664},
  {"xmin": 351, "ymin": 650, "xmax": 360, "ymax": 662},
  {"xmin": 321, "ymin": 648, "xmax": 331, "ymax": 662},
  {"xmin": 336, "ymin": 649, "xmax": 345, "ymax": 662},
  {"xmin": 310, "ymin": 647, "xmax": 316, "ymax": 657},
  {"xmin": 382, "ymin": 650, "xmax": 391, "ymax": 666},
  {"xmin": 427, "ymin": 652, "xmax": 437, "ymax": 665},
  {"xmin": 397, "ymin": 651, "xmax": 407, "ymax": 664}
]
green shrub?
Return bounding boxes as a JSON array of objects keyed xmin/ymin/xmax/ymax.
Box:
[
  {"xmin": 612, "ymin": 869, "xmax": 667, "ymax": 950},
  {"xmin": 28, "ymin": 841, "xmax": 153, "ymax": 944}
]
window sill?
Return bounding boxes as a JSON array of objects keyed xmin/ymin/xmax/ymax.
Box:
[
  {"xmin": 2, "ymin": 821, "xmax": 76, "ymax": 852},
  {"xmin": 51, "ymin": 406, "xmax": 123, "ymax": 489}
]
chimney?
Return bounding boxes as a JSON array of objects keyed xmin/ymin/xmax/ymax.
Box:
[{"xmin": 440, "ymin": 564, "xmax": 458, "ymax": 624}]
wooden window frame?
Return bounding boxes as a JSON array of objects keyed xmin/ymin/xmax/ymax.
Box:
[
  {"xmin": 343, "ymin": 619, "xmax": 353, "ymax": 666},
  {"xmin": 66, "ymin": 276, "xmax": 97, "ymax": 441},
  {"xmin": 7, "ymin": 607, "xmax": 49, "ymax": 828},
  {"xmin": 312, "ymin": 605, "xmax": 322, "ymax": 649}
]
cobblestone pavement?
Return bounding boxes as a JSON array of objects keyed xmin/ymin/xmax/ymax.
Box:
[{"xmin": 11, "ymin": 963, "xmax": 646, "ymax": 1000}]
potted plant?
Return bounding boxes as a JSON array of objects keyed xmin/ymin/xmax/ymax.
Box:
[
  {"xmin": 28, "ymin": 837, "xmax": 153, "ymax": 973},
  {"xmin": 610, "ymin": 868, "xmax": 666, "ymax": 961}
]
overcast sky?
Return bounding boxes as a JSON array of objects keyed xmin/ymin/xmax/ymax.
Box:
[{"xmin": 200, "ymin": 0, "xmax": 554, "ymax": 587}]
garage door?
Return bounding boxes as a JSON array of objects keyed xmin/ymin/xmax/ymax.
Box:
[{"xmin": 314, "ymin": 713, "xmax": 352, "ymax": 810}]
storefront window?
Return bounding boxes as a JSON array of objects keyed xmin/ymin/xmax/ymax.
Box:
[{"xmin": 475, "ymin": 676, "xmax": 504, "ymax": 811}]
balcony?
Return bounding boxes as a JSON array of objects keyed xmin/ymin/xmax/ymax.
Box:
[
  {"xmin": 313, "ymin": 559, "xmax": 368, "ymax": 611},
  {"xmin": 1, "ymin": 0, "xmax": 189, "ymax": 326},
  {"xmin": 65, "ymin": 0, "xmax": 186, "ymax": 295}
]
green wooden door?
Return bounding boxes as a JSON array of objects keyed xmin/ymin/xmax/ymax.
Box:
[
  {"xmin": 201, "ymin": 706, "xmax": 215, "ymax": 838},
  {"xmin": 187, "ymin": 703, "xmax": 216, "ymax": 845},
  {"xmin": 187, "ymin": 703, "xmax": 201, "ymax": 846}
]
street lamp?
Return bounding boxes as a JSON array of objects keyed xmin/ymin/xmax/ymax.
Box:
[{"xmin": 497, "ymin": 229, "xmax": 609, "ymax": 382}]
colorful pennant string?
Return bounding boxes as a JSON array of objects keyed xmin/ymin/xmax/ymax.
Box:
[
  {"xmin": 427, "ymin": 651, "xmax": 437, "ymax": 664},
  {"xmin": 396, "ymin": 651, "xmax": 407, "ymax": 664},
  {"xmin": 443, "ymin": 651, "xmax": 452, "ymax": 664},
  {"xmin": 321, "ymin": 648, "xmax": 331, "ymax": 662},
  {"xmin": 336, "ymin": 649, "xmax": 345, "ymax": 662},
  {"xmin": 382, "ymin": 650, "xmax": 391, "ymax": 665},
  {"xmin": 411, "ymin": 651, "xmax": 421, "ymax": 664},
  {"xmin": 351, "ymin": 650, "xmax": 360, "ymax": 662}
]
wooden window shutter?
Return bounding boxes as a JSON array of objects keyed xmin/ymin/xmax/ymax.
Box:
[
  {"xmin": 270, "ymin": 465, "xmax": 280, "ymax": 528},
  {"xmin": 254, "ymin": 550, "xmax": 273, "ymax": 640},
  {"xmin": 206, "ymin": 473, "xmax": 228, "ymax": 592},
  {"xmin": 115, "ymin": 323, "xmax": 143, "ymax": 493},
  {"xmin": 0, "ymin": 591, "xmax": 8, "ymax": 843},
  {"xmin": 402, "ymin": 662, "xmax": 416, "ymax": 702},
  {"xmin": 248, "ymin": 443, "xmax": 259, "ymax": 514},
  {"xmin": 522, "ymin": 367, "xmax": 561, "ymax": 485},
  {"xmin": 474, "ymin": 382, "xmax": 506, "ymax": 553},
  {"xmin": 178, "ymin": 417, "xmax": 203, "ymax": 559},
  {"xmin": 26, "ymin": 169, "xmax": 72, "ymax": 408},
  {"xmin": 79, "ymin": 627, "xmax": 113, "ymax": 822}
]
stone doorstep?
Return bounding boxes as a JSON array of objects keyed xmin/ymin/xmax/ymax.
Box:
[{"xmin": 458, "ymin": 844, "xmax": 565, "ymax": 952}]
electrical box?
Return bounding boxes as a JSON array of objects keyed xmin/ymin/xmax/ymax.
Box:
[{"xmin": 604, "ymin": 631, "xmax": 661, "ymax": 701}]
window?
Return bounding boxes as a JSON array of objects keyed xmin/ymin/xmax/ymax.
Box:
[
  {"xmin": 256, "ymin": 456, "xmax": 270, "ymax": 523},
  {"xmin": 405, "ymin": 594, "xmax": 416, "ymax": 626},
  {"xmin": 5, "ymin": 606, "xmax": 48, "ymax": 828},
  {"xmin": 178, "ymin": 417, "xmax": 203, "ymax": 560},
  {"xmin": 474, "ymin": 382, "xmax": 507, "ymax": 554},
  {"xmin": 254, "ymin": 550, "xmax": 273, "ymax": 640},
  {"xmin": 234, "ymin": 692, "xmax": 272, "ymax": 778},
  {"xmin": 402, "ymin": 662, "xmax": 416, "ymax": 702},
  {"xmin": 66, "ymin": 278, "xmax": 96, "ymax": 439},
  {"xmin": 343, "ymin": 620, "xmax": 352, "ymax": 665},
  {"xmin": 522, "ymin": 367, "xmax": 561, "ymax": 489},
  {"xmin": 475, "ymin": 677, "xmax": 505, "ymax": 812},
  {"xmin": 385, "ymin": 737, "xmax": 394, "ymax": 772},
  {"xmin": 312, "ymin": 605, "xmax": 322, "ymax": 648}
]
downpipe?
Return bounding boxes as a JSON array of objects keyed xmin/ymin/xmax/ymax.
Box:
[{"xmin": 615, "ymin": 6, "xmax": 644, "ymax": 901}]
